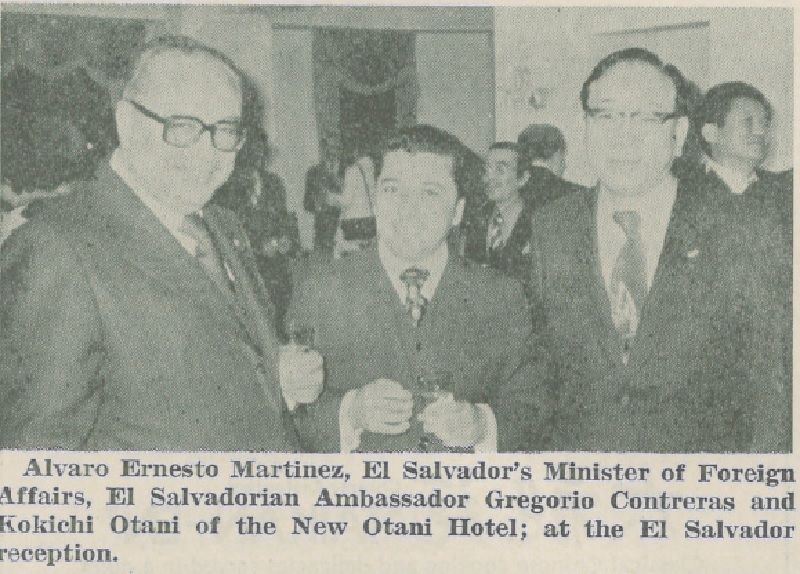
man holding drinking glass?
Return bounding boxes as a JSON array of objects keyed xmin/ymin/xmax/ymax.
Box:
[
  {"xmin": 0, "ymin": 36, "xmax": 322, "ymax": 450},
  {"xmin": 288, "ymin": 125, "xmax": 547, "ymax": 453}
]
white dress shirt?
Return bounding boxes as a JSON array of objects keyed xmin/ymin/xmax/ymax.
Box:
[
  {"xmin": 0, "ymin": 205, "xmax": 29, "ymax": 246},
  {"xmin": 703, "ymin": 156, "xmax": 758, "ymax": 196},
  {"xmin": 596, "ymin": 178, "xmax": 678, "ymax": 295},
  {"xmin": 338, "ymin": 240, "xmax": 498, "ymax": 453}
]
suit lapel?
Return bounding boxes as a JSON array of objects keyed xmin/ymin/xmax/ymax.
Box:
[
  {"xmin": 86, "ymin": 164, "xmax": 244, "ymax": 334},
  {"xmin": 634, "ymin": 181, "xmax": 706, "ymax": 358},
  {"xmin": 203, "ymin": 208, "xmax": 283, "ymax": 415},
  {"xmin": 574, "ymin": 190, "xmax": 624, "ymax": 363}
]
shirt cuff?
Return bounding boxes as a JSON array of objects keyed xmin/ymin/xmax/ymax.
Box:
[
  {"xmin": 474, "ymin": 404, "xmax": 498, "ymax": 453},
  {"xmin": 339, "ymin": 390, "xmax": 364, "ymax": 453}
]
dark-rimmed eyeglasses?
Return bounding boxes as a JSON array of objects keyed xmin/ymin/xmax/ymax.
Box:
[
  {"xmin": 127, "ymin": 100, "xmax": 245, "ymax": 152},
  {"xmin": 585, "ymin": 107, "xmax": 683, "ymax": 128}
]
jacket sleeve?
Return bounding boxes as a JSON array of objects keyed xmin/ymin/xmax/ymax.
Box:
[
  {"xmin": 1, "ymin": 223, "xmax": 106, "ymax": 448},
  {"xmin": 285, "ymin": 264, "xmax": 347, "ymax": 452},
  {"xmin": 490, "ymin": 276, "xmax": 554, "ymax": 452},
  {"xmin": 741, "ymin": 217, "xmax": 792, "ymax": 452}
]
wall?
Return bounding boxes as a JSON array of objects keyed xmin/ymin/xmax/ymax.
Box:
[
  {"xmin": 270, "ymin": 29, "xmax": 318, "ymax": 248},
  {"xmin": 416, "ymin": 33, "xmax": 494, "ymax": 154},
  {"xmin": 494, "ymin": 7, "xmax": 793, "ymax": 184}
]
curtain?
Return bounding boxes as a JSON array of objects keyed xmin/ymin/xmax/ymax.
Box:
[{"xmin": 312, "ymin": 28, "xmax": 417, "ymax": 165}]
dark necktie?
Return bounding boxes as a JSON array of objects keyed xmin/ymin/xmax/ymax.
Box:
[
  {"xmin": 400, "ymin": 267, "xmax": 430, "ymax": 326},
  {"xmin": 610, "ymin": 210, "xmax": 648, "ymax": 364},
  {"xmin": 181, "ymin": 213, "xmax": 234, "ymax": 295},
  {"xmin": 487, "ymin": 212, "xmax": 505, "ymax": 252}
]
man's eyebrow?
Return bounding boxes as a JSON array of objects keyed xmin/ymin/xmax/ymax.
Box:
[
  {"xmin": 495, "ymin": 161, "xmax": 512, "ymax": 168},
  {"xmin": 421, "ymin": 181, "xmax": 445, "ymax": 189}
]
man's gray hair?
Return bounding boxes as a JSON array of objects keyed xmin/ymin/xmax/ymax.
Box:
[{"xmin": 122, "ymin": 35, "xmax": 243, "ymax": 102}]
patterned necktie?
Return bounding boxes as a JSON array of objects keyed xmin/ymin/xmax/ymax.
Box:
[
  {"xmin": 400, "ymin": 267, "xmax": 430, "ymax": 326},
  {"xmin": 487, "ymin": 212, "xmax": 505, "ymax": 252},
  {"xmin": 610, "ymin": 210, "xmax": 648, "ymax": 364}
]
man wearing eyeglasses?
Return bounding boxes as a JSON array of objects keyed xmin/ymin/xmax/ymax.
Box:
[
  {"xmin": 0, "ymin": 36, "xmax": 321, "ymax": 450},
  {"xmin": 525, "ymin": 48, "xmax": 789, "ymax": 452}
]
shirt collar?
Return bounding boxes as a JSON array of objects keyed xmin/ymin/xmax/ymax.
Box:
[
  {"xmin": 703, "ymin": 155, "xmax": 758, "ymax": 195},
  {"xmin": 596, "ymin": 176, "xmax": 677, "ymax": 226},
  {"xmin": 378, "ymin": 239, "xmax": 449, "ymax": 303},
  {"xmin": 109, "ymin": 150, "xmax": 198, "ymax": 254}
]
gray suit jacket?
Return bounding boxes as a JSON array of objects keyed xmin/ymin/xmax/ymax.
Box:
[
  {"xmin": 287, "ymin": 248, "xmax": 548, "ymax": 452},
  {"xmin": 527, "ymin": 180, "xmax": 790, "ymax": 452},
  {"xmin": 1, "ymin": 162, "xmax": 296, "ymax": 450}
]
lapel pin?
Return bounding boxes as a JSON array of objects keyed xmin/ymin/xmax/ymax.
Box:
[
  {"xmin": 686, "ymin": 249, "xmax": 700, "ymax": 259},
  {"xmin": 233, "ymin": 239, "xmax": 241, "ymax": 248}
]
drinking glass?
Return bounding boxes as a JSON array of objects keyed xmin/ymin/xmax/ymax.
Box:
[
  {"xmin": 285, "ymin": 320, "xmax": 315, "ymax": 349},
  {"xmin": 414, "ymin": 370, "xmax": 454, "ymax": 452}
]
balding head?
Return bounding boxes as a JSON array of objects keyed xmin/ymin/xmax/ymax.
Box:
[
  {"xmin": 123, "ymin": 36, "xmax": 242, "ymax": 107},
  {"xmin": 115, "ymin": 36, "xmax": 245, "ymax": 215}
]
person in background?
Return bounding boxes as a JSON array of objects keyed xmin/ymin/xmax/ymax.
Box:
[
  {"xmin": 697, "ymin": 81, "xmax": 791, "ymax": 239},
  {"xmin": 304, "ymin": 142, "xmax": 342, "ymax": 256},
  {"xmin": 288, "ymin": 125, "xmax": 546, "ymax": 453},
  {"xmin": 463, "ymin": 142, "xmax": 533, "ymax": 278},
  {"xmin": 210, "ymin": 119, "xmax": 300, "ymax": 333},
  {"xmin": 526, "ymin": 48, "xmax": 789, "ymax": 452},
  {"xmin": 695, "ymin": 80, "xmax": 792, "ymax": 419},
  {"xmin": 0, "ymin": 36, "xmax": 322, "ymax": 450},
  {"xmin": 516, "ymin": 123, "xmax": 584, "ymax": 210},
  {"xmin": 331, "ymin": 147, "xmax": 377, "ymax": 258}
]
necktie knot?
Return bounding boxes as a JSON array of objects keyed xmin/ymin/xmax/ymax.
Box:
[
  {"xmin": 400, "ymin": 267, "xmax": 429, "ymax": 326},
  {"xmin": 613, "ymin": 210, "xmax": 641, "ymax": 240},
  {"xmin": 181, "ymin": 213, "xmax": 208, "ymax": 258}
]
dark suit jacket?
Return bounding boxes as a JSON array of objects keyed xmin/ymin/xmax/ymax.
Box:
[
  {"xmin": 527, "ymin": 179, "xmax": 790, "ymax": 452},
  {"xmin": 464, "ymin": 200, "xmax": 535, "ymax": 279},
  {"xmin": 304, "ymin": 163, "xmax": 340, "ymax": 254},
  {"xmin": 0, "ymin": 163, "xmax": 297, "ymax": 450},
  {"xmin": 520, "ymin": 166, "xmax": 584, "ymax": 212},
  {"xmin": 287, "ymin": 248, "xmax": 547, "ymax": 452}
]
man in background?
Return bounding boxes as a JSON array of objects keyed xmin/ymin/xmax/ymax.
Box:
[
  {"xmin": 1, "ymin": 36, "xmax": 321, "ymax": 450},
  {"xmin": 526, "ymin": 48, "xmax": 789, "ymax": 452},
  {"xmin": 288, "ymin": 125, "xmax": 546, "ymax": 453},
  {"xmin": 697, "ymin": 81, "xmax": 791, "ymax": 240},
  {"xmin": 464, "ymin": 142, "xmax": 533, "ymax": 278},
  {"xmin": 517, "ymin": 123, "xmax": 584, "ymax": 210}
]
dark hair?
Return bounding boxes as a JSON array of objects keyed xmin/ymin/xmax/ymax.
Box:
[
  {"xmin": 516, "ymin": 124, "xmax": 565, "ymax": 174},
  {"xmin": 489, "ymin": 141, "xmax": 518, "ymax": 153},
  {"xmin": 377, "ymin": 124, "xmax": 471, "ymax": 198},
  {"xmin": 697, "ymin": 81, "xmax": 772, "ymax": 155},
  {"xmin": 580, "ymin": 47, "xmax": 691, "ymax": 118},
  {"xmin": 487, "ymin": 141, "xmax": 522, "ymax": 177}
]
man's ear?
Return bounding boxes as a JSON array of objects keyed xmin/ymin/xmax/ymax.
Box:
[
  {"xmin": 700, "ymin": 123, "xmax": 719, "ymax": 148},
  {"xmin": 517, "ymin": 170, "xmax": 530, "ymax": 188},
  {"xmin": 452, "ymin": 197, "xmax": 466, "ymax": 227}
]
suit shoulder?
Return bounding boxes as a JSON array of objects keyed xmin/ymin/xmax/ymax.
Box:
[
  {"xmin": 292, "ymin": 250, "xmax": 370, "ymax": 296},
  {"xmin": 531, "ymin": 189, "xmax": 589, "ymax": 231},
  {"xmin": 454, "ymin": 258, "xmax": 527, "ymax": 304}
]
